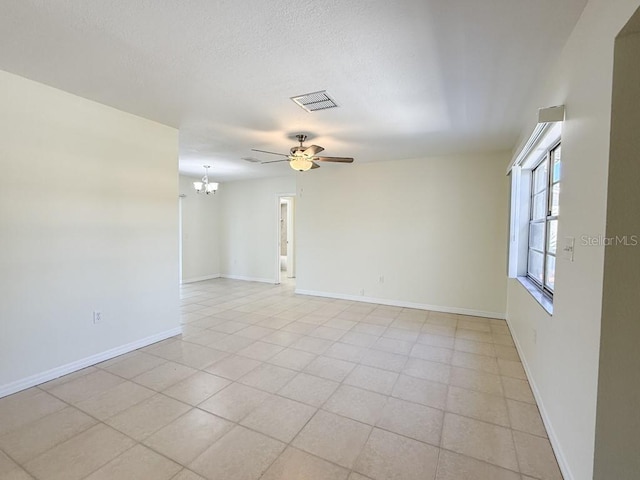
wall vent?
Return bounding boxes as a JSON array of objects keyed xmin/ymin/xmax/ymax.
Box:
[{"xmin": 291, "ymin": 90, "xmax": 339, "ymax": 112}]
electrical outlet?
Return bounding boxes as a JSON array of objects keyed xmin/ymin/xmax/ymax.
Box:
[
  {"xmin": 93, "ymin": 311, "xmax": 103, "ymax": 324},
  {"xmin": 359, "ymin": 288, "xmax": 365, "ymax": 296}
]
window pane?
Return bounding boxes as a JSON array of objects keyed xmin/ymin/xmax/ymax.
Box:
[
  {"xmin": 533, "ymin": 161, "xmax": 548, "ymax": 193},
  {"xmin": 545, "ymin": 255, "xmax": 556, "ymax": 291},
  {"xmin": 550, "ymin": 183, "xmax": 560, "ymax": 216},
  {"xmin": 547, "ymin": 219, "xmax": 558, "ymax": 254},
  {"xmin": 529, "ymin": 222, "xmax": 545, "ymax": 252},
  {"xmin": 553, "ymin": 146, "xmax": 561, "ymax": 182},
  {"xmin": 528, "ymin": 250, "xmax": 544, "ymax": 285},
  {"xmin": 532, "ymin": 192, "xmax": 547, "ymax": 220}
]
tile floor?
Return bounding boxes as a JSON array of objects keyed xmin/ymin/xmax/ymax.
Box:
[{"xmin": 0, "ymin": 279, "xmax": 564, "ymax": 480}]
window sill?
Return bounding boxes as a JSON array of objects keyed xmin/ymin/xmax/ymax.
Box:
[{"xmin": 516, "ymin": 276, "xmax": 554, "ymax": 315}]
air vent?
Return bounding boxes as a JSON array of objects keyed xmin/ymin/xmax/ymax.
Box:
[{"xmin": 291, "ymin": 90, "xmax": 339, "ymax": 112}]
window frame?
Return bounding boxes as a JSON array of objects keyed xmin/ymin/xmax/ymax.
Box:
[{"xmin": 526, "ymin": 141, "xmax": 560, "ymax": 298}]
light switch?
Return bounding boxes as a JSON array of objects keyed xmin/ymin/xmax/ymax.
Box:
[{"xmin": 562, "ymin": 237, "xmax": 575, "ymax": 262}]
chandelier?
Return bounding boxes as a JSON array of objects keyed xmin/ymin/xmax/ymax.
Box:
[{"xmin": 193, "ymin": 165, "xmax": 219, "ymax": 194}]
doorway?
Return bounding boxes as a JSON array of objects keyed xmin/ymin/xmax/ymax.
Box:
[{"xmin": 278, "ymin": 195, "xmax": 295, "ymax": 284}]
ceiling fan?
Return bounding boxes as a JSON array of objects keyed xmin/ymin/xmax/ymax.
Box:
[{"xmin": 252, "ymin": 134, "xmax": 354, "ymax": 171}]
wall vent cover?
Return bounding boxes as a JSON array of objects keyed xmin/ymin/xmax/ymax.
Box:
[{"xmin": 291, "ymin": 90, "xmax": 339, "ymax": 112}]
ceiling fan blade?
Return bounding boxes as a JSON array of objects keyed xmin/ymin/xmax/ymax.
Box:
[
  {"xmin": 251, "ymin": 148, "xmax": 289, "ymax": 157},
  {"xmin": 260, "ymin": 159, "xmax": 290, "ymax": 164},
  {"xmin": 314, "ymin": 156, "xmax": 354, "ymax": 163},
  {"xmin": 303, "ymin": 145, "xmax": 324, "ymax": 156},
  {"xmin": 311, "ymin": 161, "xmax": 320, "ymax": 169}
]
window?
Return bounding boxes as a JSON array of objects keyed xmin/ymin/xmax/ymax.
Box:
[
  {"xmin": 507, "ymin": 120, "xmax": 562, "ymax": 312},
  {"xmin": 527, "ymin": 144, "xmax": 561, "ymax": 295}
]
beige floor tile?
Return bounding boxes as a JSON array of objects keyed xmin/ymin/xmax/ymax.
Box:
[
  {"xmin": 165, "ymin": 343, "xmax": 230, "ymax": 370},
  {"xmin": 304, "ymin": 356, "xmax": 356, "ymax": 382},
  {"xmin": 262, "ymin": 329, "xmax": 305, "ymax": 345},
  {"xmin": 211, "ymin": 320, "xmax": 250, "ymax": 334},
  {"xmin": 323, "ymin": 385, "xmax": 388, "ymax": 425},
  {"xmin": 291, "ymin": 336, "xmax": 333, "ymax": 355},
  {"xmin": 372, "ymin": 337, "xmax": 414, "ymax": 355},
  {"xmin": 204, "ymin": 355, "xmax": 261, "ymax": 380},
  {"xmin": 323, "ymin": 342, "xmax": 368, "ymax": 363},
  {"xmin": 507, "ymin": 399, "xmax": 547, "ymax": 437},
  {"xmin": 209, "ymin": 334, "xmax": 256, "ymax": 353},
  {"xmin": 278, "ymin": 372, "xmax": 339, "ymax": 407},
  {"xmin": 339, "ymin": 331, "xmax": 379, "ymax": 348},
  {"xmin": 0, "ymin": 389, "xmax": 66, "ymax": 436},
  {"xmin": 501, "ymin": 377, "xmax": 536, "ymax": 404},
  {"xmin": 416, "ymin": 333, "xmax": 455, "ymax": 349},
  {"xmin": 492, "ymin": 334, "xmax": 515, "ymax": 346},
  {"xmin": 344, "ymin": 365, "xmax": 399, "ymax": 395},
  {"xmin": 239, "ymin": 363, "xmax": 297, "ymax": 393},
  {"xmin": 391, "ymin": 374, "xmax": 447, "ymax": 409},
  {"xmin": 435, "ymin": 450, "xmax": 520, "ymax": 480},
  {"xmin": 75, "ymin": 381, "xmax": 155, "ymax": 420},
  {"xmin": 402, "ymin": 357, "xmax": 451, "ymax": 384},
  {"xmin": 102, "ymin": 351, "xmax": 167, "ymax": 379},
  {"xmin": 190, "ymin": 426, "xmax": 285, "ymax": 480},
  {"xmin": 454, "ymin": 339, "xmax": 496, "ymax": 357},
  {"xmin": 85, "ymin": 444, "xmax": 181, "ymax": 480},
  {"xmin": 0, "ymin": 451, "xmax": 18, "ymax": 475},
  {"xmin": 23, "ymin": 424, "xmax": 135, "ymax": 480},
  {"xmin": 458, "ymin": 319, "xmax": 492, "ymax": 332},
  {"xmin": 410, "ymin": 343, "xmax": 454, "ymax": 364},
  {"xmin": 267, "ymin": 348, "xmax": 317, "ymax": 370},
  {"xmin": 0, "ymin": 406, "xmax": 96, "ymax": 463},
  {"xmin": 351, "ymin": 323, "xmax": 386, "ymax": 336},
  {"xmin": 441, "ymin": 413, "xmax": 518, "ymax": 471},
  {"xmin": 421, "ymin": 324, "xmax": 456, "ymax": 337},
  {"xmin": 0, "ymin": 466, "xmax": 35, "ymax": 479},
  {"xmin": 383, "ymin": 327, "xmax": 420, "ymax": 342},
  {"xmin": 292, "ymin": 410, "xmax": 371, "ymax": 469},
  {"xmin": 48, "ymin": 370, "xmax": 125, "ymax": 404},
  {"xmin": 38, "ymin": 367, "xmax": 98, "ymax": 390},
  {"xmin": 199, "ymin": 383, "xmax": 271, "ymax": 421},
  {"xmin": 498, "ymin": 359, "xmax": 527, "ymax": 380},
  {"xmin": 132, "ymin": 361, "xmax": 197, "ymax": 392},
  {"xmin": 237, "ymin": 341, "xmax": 284, "ymax": 361},
  {"xmin": 447, "ymin": 381, "xmax": 508, "ymax": 423},
  {"xmin": 171, "ymin": 470, "xmax": 206, "ymax": 480},
  {"xmin": 349, "ymin": 473, "xmax": 373, "ymax": 480},
  {"xmin": 354, "ymin": 428, "xmax": 439, "ymax": 480},
  {"xmin": 144, "ymin": 408, "xmax": 233, "ymax": 465},
  {"xmin": 261, "ymin": 446, "xmax": 349, "ymax": 480},
  {"xmin": 360, "ymin": 349, "xmax": 408, "ymax": 372},
  {"xmin": 450, "ymin": 367, "xmax": 503, "ymax": 396},
  {"xmin": 105, "ymin": 394, "xmax": 191, "ymax": 440},
  {"xmin": 376, "ymin": 397, "xmax": 443, "ymax": 446},
  {"xmin": 456, "ymin": 329, "xmax": 494, "ymax": 344},
  {"xmin": 494, "ymin": 345, "xmax": 520, "ymax": 361},
  {"xmin": 451, "ymin": 351, "xmax": 500, "ymax": 375},
  {"xmin": 490, "ymin": 324, "xmax": 511, "ymax": 335},
  {"xmin": 235, "ymin": 325, "xmax": 277, "ymax": 340},
  {"xmin": 513, "ymin": 431, "xmax": 563, "ymax": 480},
  {"xmin": 240, "ymin": 395, "xmax": 316, "ymax": 442},
  {"xmin": 162, "ymin": 371, "xmax": 231, "ymax": 405},
  {"xmin": 323, "ymin": 318, "xmax": 357, "ymax": 331},
  {"xmin": 309, "ymin": 326, "xmax": 346, "ymax": 341}
]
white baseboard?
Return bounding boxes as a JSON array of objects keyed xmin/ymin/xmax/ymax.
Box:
[
  {"xmin": 0, "ymin": 327, "xmax": 182, "ymax": 399},
  {"xmin": 181, "ymin": 273, "xmax": 221, "ymax": 284},
  {"xmin": 505, "ymin": 316, "xmax": 574, "ymax": 480},
  {"xmin": 294, "ymin": 289, "xmax": 506, "ymax": 319},
  {"xmin": 221, "ymin": 274, "xmax": 275, "ymax": 284}
]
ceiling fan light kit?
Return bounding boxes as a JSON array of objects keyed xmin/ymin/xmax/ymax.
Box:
[
  {"xmin": 193, "ymin": 165, "xmax": 219, "ymax": 194},
  {"xmin": 251, "ymin": 133, "xmax": 354, "ymax": 172}
]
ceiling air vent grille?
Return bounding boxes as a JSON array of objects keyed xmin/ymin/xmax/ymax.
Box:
[{"xmin": 291, "ymin": 90, "xmax": 338, "ymax": 112}]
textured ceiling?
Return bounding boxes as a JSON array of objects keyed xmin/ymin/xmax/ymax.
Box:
[{"xmin": 0, "ymin": 0, "xmax": 587, "ymax": 181}]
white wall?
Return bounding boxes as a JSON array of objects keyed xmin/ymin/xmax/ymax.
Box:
[
  {"xmin": 218, "ymin": 176, "xmax": 295, "ymax": 283},
  {"xmin": 296, "ymin": 154, "xmax": 509, "ymax": 318},
  {"xmin": 506, "ymin": 1, "xmax": 640, "ymax": 478},
  {"xmin": 0, "ymin": 70, "xmax": 180, "ymax": 394},
  {"xmin": 179, "ymin": 175, "xmax": 220, "ymax": 283}
]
